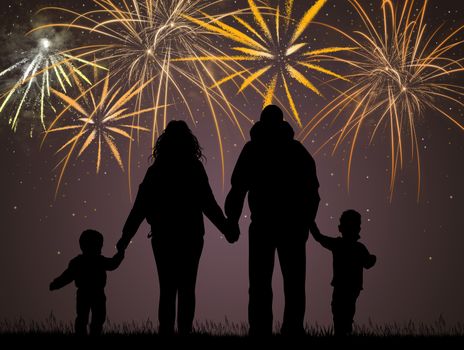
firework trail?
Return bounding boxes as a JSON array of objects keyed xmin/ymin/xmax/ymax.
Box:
[
  {"xmin": 0, "ymin": 36, "xmax": 103, "ymax": 135},
  {"xmin": 46, "ymin": 73, "xmax": 166, "ymax": 196},
  {"xmin": 178, "ymin": 0, "xmax": 352, "ymax": 126},
  {"xmin": 299, "ymin": 0, "xmax": 464, "ymax": 200},
  {"xmin": 31, "ymin": 0, "xmax": 253, "ymax": 194}
]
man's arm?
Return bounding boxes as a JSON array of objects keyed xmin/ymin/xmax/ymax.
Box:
[
  {"xmin": 224, "ymin": 143, "xmax": 252, "ymax": 243},
  {"xmin": 224, "ymin": 143, "xmax": 252, "ymax": 223},
  {"xmin": 49, "ymin": 262, "xmax": 75, "ymax": 290},
  {"xmin": 297, "ymin": 142, "xmax": 320, "ymax": 221},
  {"xmin": 308, "ymin": 222, "xmax": 337, "ymax": 250}
]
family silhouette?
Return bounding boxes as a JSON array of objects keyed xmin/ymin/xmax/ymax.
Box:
[{"xmin": 49, "ymin": 106, "xmax": 376, "ymax": 336}]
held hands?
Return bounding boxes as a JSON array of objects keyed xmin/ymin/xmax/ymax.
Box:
[
  {"xmin": 116, "ymin": 236, "xmax": 130, "ymax": 253},
  {"xmin": 223, "ymin": 218, "xmax": 240, "ymax": 244},
  {"xmin": 49, "ymin": 281, "xmax": 58, "ymax": 291},
  {"xmin": 114, "ymin": 249, "xmax": 125, "ymax": 260}
]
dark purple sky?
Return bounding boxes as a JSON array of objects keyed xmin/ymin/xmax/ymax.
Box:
[{"xmin": 1, "ymin": 0, "xmax": 463, "ymax": 329}]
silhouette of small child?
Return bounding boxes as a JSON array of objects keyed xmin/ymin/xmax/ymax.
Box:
[
  {"xmin": 309, "ymin": 210, "xmax": 376, "ymax": 336},
  {"xmin": 49, "ymin": 229, "xmax": 124, "ymax": 335}
]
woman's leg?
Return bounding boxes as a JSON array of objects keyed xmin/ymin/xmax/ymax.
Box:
[
  {"xmin": 177, "ymin": 239, "xmax": 204, "ymax": 335},
  {"xmin": 152, "ymin": 238, "xmax": 177, "ymax": 335}
]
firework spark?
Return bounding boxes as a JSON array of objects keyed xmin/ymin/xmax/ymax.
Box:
[
  {"xmin": 0, "ymin": 36, "xmax": 103, "ymax": 135},
  {"xmin": 46, "ymin": 73, "xmax": 165, "ymax": 196},
  {"xmin": 178, "ymin": 0, "xmax": 352, "ymax": 126},
  {"xmin": 299, "ymin": 0, "xmax": 464, "ymax": 200}
]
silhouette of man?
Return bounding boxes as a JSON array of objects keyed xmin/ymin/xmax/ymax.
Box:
[
  {"xmin": 49, "ymin": 229, "xmax": 124, "ymax": 335},
  {"xmin": 225, "ymin": 105, "xmax": 320, "ymax": 335},
  {"xmin": 309, "ymin": 211, "xmax": 376, "ymax": 336}
]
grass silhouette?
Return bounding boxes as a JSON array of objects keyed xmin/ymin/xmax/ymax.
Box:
[{"xmin": 1, "ymin": 314, "xmax": 463, "ymax": 346}]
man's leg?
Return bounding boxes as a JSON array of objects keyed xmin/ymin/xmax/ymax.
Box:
[
  {"xmin": 277, "ymin": 237, "xmax": 306, "ymax": 335},
  {"xmin": 248, "ymin": 222, "xmax": 276, "ymax": 336}
]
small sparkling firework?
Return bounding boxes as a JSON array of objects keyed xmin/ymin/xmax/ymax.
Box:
[
  {"xmin": 0, "ymin": 36, "xmax": 103, "ymax": 135},
  {"xmin": 299, "ymin": 0, "xmax": 464, "ymax": 199}
]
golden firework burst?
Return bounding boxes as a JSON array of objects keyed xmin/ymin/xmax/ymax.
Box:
[{"xmin": 299, "ymin": 0, "xmax": 464, "ymax": 200}]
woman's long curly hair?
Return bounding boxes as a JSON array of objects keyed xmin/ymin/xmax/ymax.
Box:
[{"xmin": 152, "ymin": 120, "xmax": 203, "ymax": 161}]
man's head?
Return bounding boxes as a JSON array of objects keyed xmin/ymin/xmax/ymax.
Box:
[
  {"xmin": 250, "ymin": 105, "xmax": 294, "ymax": 143},
  {"xmin": 338, "ymin": 210, "xmax": 361, "ymax": 241},
  {"xmin": 260, "ymin": 105, "xmax": 284, "ymax": 124},
  {"xmin": 79, "ymin": 229, "xmax": 104, "ymax": 255}
]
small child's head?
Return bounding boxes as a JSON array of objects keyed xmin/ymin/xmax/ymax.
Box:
[
  {"xmin": 338, "ymin": 210, "xmax": 361, "ymax": 241},
  {"xmin": 79, "ymin": 229, "xmax": 104, "ymax": 255}
]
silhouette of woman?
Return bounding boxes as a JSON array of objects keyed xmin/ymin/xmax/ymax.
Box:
[{"xmin": 117, "ymin": 120, "xmax": 228, "ymax": 335}]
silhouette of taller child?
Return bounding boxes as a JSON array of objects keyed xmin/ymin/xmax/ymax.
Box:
[
  {"xmin": 117, "ymin": 120, "xmax": 228, "ymax": 335},
  {"xmin": 225, "ymin": 105, "xmax": 320, "ymax": 335},
  {"xmin": 310, "ymin": 211, "xmax": 376, "ymax": 336}
]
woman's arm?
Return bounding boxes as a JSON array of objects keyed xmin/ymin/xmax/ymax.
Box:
[
  {"xmin": 104, "ymin": 251, "xmax": 125, "ymax": 271},
  {"xmin": 199, "ymin": 163, "xmax": 228, "ymax": 235},
  {"xmin": 117, "ymin": 167, "xmax": 153, "ymax": 251}
]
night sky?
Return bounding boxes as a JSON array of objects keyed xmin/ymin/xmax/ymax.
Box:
[{"xmin": 1, "ymin": 0, "xmax": 463, "ymax": 329}]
